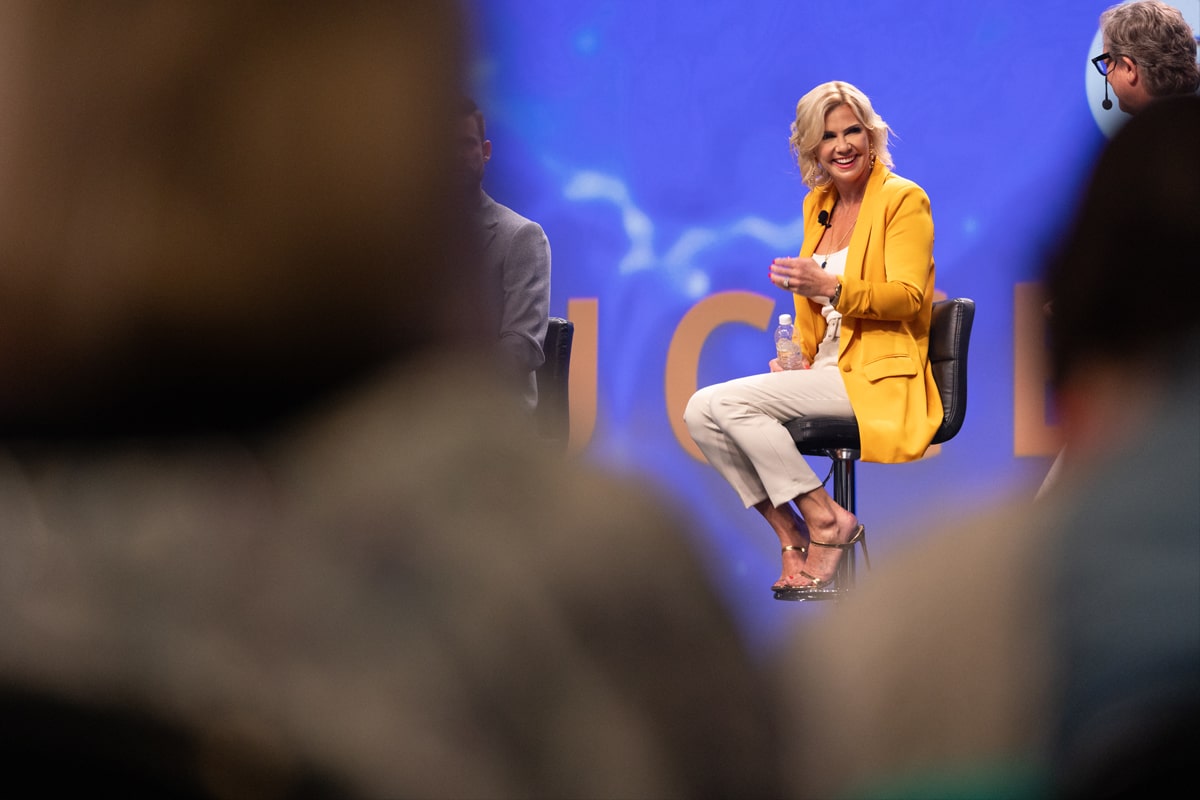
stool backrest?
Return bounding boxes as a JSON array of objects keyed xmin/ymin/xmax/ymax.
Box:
[
  {"xmin": 929, "ymin": 297, "xmax": 975, "ymax": 445},
  {"xmin": 535, "ymin": 317, "xmax": 574, "ymax": 446}
]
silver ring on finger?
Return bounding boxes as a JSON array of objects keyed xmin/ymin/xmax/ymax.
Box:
[{"xmin": 784, "ymin": 277, "xmax": 790, "ymax": 289}]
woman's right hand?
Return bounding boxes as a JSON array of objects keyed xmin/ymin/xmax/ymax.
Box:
[{"xmin": 770, "ymin": 355, "xmax": 810, "ymax": 372}]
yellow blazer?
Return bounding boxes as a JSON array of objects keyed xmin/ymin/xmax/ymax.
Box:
[{"xmin": 792, "ymin": 163, "xmax": 942, "ymax": 463}]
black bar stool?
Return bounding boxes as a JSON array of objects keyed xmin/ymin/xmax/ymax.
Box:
[{"xmin": 775, "ymin": 297, "xmax": 975, "ymax": 601}]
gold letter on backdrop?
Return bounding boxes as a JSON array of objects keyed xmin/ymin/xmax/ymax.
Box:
[
  {"xmin": 1013, "ymin": 281, "xmax": 1061, "ymax": 456},
  {"xmin": 566, "ymin": 297, "xmax": 599, "ymax": 454},
  {"xmin": 665, "ymin": 291, "xmax": 776, "ymax": 462}
]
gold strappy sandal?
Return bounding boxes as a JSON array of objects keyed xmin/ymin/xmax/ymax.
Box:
[
  {"xmin": 794, "ymin": 524, "xmax": 868, "ymax": 590},
  {"xmin": 770, "ymin": 543, "xmax": 808, "ymax": 592}
]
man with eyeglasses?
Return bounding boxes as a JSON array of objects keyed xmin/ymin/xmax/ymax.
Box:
[{"xmin": 1093, "ymin": 1, "xmax": 1200, "ymax": 115}]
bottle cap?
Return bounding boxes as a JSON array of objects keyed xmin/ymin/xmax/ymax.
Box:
[{"xmin": 778, "ymin": 313, "xmax": 793, "ymax": 325}]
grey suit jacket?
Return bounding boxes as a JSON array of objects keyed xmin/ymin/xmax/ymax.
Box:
[{"xmin": 478, "ymin": 192, "xmax": 550, "ymax": 410}]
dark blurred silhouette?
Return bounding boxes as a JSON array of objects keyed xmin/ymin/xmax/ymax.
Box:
[
  {"xmin": 1041, "ymin": 92, "xmax": 1200, "ymax": 800},
  {"xmin": 1042, "ymin": 0, "xmax": 1199, "ymax": 496},
  {"xmin": 0, "ymin": 3, "xmax": 781, "ymax": 798},
  {"xmin": 0, "ymin": 1, "xmax": 473, "ymax": 438},
  {"xmin": 772, "ymin": 95, "xmax": 1200, "ymax": 800}
]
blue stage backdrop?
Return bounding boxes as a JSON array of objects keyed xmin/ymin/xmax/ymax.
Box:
[{"xmin": 464, "ymin": 0, "xmax": 1200, "ymax": 649}]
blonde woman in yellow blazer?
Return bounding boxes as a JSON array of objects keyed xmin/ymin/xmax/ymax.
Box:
[{"xmin": 685, "ymin": 81, "xmax": 940, "ymax": 594}]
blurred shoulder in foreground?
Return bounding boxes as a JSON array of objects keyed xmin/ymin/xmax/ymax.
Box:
[
  {"xmin": 773, "ymin": 94, "xmax": 1200, "ymax": 800},
  {"xmin": 0, "ymin": 2, "xmax": 781, "ymax": 797}
]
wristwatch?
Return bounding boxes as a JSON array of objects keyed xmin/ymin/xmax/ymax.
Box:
[{"xmin": 830, "ymin": 281, "xmax": 842, "ymax": 308}]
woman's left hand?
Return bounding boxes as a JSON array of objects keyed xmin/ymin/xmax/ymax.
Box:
[{"xmin": 770, "ymin": 256, "xmax": 837, "ymax": 298}]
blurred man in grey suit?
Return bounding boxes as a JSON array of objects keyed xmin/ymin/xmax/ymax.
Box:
[{"xmin": 456, "ymin": 97, "xmax": 551, "ymax": 411}]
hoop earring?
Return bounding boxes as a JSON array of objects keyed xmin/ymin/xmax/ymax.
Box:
[{"xmin": 812, "ymin": 170, "xmax": 834, "ymax": 191}]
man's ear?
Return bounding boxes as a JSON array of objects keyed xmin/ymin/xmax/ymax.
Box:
[
  {"xmin": 483, "ymin": 139, "xmax": 492, "ymax": 162},
  {"xmin": 1121, "ymin": 55, "xmax": 1140, "ymax": 85}
]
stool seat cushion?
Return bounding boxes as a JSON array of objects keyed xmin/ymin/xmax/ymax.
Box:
[{"xmin": 783, "ymin": 417, "xmax": 860, "ymax": 454}]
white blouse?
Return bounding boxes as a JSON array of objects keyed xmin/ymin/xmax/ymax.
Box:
[{"xmin": 810, "ymin": 247, "xmax": 848, "ymax": 369}]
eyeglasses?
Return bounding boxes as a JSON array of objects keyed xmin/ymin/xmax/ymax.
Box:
[
  {"xmin": 1091, "ymin": 52, "xmax": 1114, "ymax": 76},
  {"xmin": 1092, "ymin": 52, "xmax": 1137, "ymax": 76}
]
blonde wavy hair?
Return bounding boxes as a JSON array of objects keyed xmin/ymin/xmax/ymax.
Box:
[{"xmin": 789, "ymin": 81, "xmax": 893, "ymax": 190}]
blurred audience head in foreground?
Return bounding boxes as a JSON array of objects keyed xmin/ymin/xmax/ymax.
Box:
[
  {"xmin": 0, "ymin": 2, "xmax": 780, "ymax": 797},
  {"xmin": 773, "ymin": 94, "xmax": 1200, "ymax": 800}
]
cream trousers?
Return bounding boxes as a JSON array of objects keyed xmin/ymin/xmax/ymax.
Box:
[{"xmin": 684, "ymin": 364, "xmax": 854, "ymax": 509}]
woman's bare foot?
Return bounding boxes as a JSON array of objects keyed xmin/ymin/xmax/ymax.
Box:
[
  {"xmin": 756, "ymin": 500, "xmax": 811, "ymax": 590},
  {"xmin": 773, "ymin": 538, "xmax": 810, "ymax": 591},
  {"xmin": 793, "ymin": 491, "xmax": 864, "ymax": 588}
]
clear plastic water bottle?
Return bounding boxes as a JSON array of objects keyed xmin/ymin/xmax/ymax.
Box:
[{"xmin": 775, "ymin": 313, "xmax": 805, "ymax": 370}]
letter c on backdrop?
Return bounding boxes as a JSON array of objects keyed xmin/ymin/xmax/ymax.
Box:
[{"xmin": 665, "ymin": 290, "xmax": 777, "ymax": 462}]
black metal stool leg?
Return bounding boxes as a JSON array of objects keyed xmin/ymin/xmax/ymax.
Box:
[{"xmin": 830, "ymin": 449, "xmax": 858, "ymax": 590}]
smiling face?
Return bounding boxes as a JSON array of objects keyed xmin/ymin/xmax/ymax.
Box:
[{"xmin": 817, "ymin": 103, "xmax": 871, "ymax": 194}]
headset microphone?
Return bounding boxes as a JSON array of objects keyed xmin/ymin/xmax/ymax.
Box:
[{"xmin": 1102, "ymin": 80, "xmax": 1113, "ymax": 110}]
